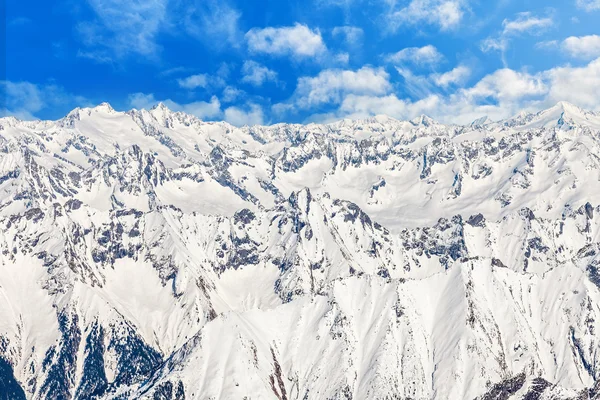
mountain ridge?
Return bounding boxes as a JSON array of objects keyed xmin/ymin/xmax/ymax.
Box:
[{"xmin": 1, "ymin": 101, "xmax": 600, "ymax": 399}]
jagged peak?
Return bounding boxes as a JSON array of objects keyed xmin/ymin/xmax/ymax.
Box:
[
  {"xmin": 150, "ymin": 102, "xmax": 171, "ymax": 112},
  {"xmin": 470, "ymin": 116, "xmax": 494, "ymax": 126},
  {"xmin": 93, "ymin": 102, "xmax": 115, "ymax": 113},
  {"xmin": 410, "ymin": 114, "xmax": 438, "ymax": 127},
  {"xmin": 554, "ymin": 100, "xmax": 585, "ymax": 113},
  {"xmin": 501, "ymin": 101, "xmax": 600, "ymax": 129}
]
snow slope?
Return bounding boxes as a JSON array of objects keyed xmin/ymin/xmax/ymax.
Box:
[{"xmin": 1, "ymin": 101, "xmax": 600, "ymax": 399}]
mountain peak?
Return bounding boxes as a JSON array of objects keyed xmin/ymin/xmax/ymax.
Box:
[
  {"xmin": 410, "ymin": 114, "xmax": 437, "ymax": 127},
  {"xmin": 151, "ymin": 102, "xmax": 170, "ymax": 112},
  {"xmin": 93, "ymin": 102, "xmax": 115, "ymax": 113},
  {"xmin": 502, "ymin": 101, "xmax": 600, "ymax": 129}
]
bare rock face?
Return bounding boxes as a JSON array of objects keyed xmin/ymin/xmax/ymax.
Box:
[{"xmin": 1, "ymin": 102, "xmax": 600, "ymax": 399}]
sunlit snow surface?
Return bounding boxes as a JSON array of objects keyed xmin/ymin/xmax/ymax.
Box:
[{"xmin": 1, "ymin": 102, "xmax": 600, "ymax": 399}]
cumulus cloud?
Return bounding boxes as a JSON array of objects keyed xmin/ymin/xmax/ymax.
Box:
[
  {"xmin": 387, "ymin": 0, "xmax": 466, "ymax": 32},
  {"xmin": 562, "ymin": 35, "xmax": 600, "ymax": 60},
  {"xmin": 462, "ymin": 69, "xmax": 546, "ymax": 102},
  {"xmin": 245, "ymin": 24, "xmax": 327, "ymax": 59},
  {"xmin": 431, "ymin": 65, "xmax": 471, "ymax": 87},
  {"xmin": 289, "ymin": 67, "xmax": 391, "ymax": 108},
  {"xmin": 543, "ymin": 57, "xmax": 600, "ymax": 109},
  {"xmin": 176, "ymin": 72, "xmax": 226, "ymax": 90},
  {"xmin": 241, "ymin": 61, "xmax": 278, "ymax": 86},
  {"xmin": 295, "ymin": 56, "xmax": 600, "ymax": 125},
  {"xmin": 224, "ymin": 103, "xmax": 265, "ymax": 126},
  {"xmin": 177, "ymin": 74, "xmax": 209, "ymax": 90},
  {"xmin": 385, "ymin": 45, "xmax": 443, "ymax": 66}
]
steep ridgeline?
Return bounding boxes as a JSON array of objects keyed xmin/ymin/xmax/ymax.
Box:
[{"xmin": 2, "ymin": 102, "xmax": 600, "ymax": 399}]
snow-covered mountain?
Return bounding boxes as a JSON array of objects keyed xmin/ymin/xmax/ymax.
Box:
[{"xmin": 2, "ymin": 101, "xmax": 600, "ymax": 399}]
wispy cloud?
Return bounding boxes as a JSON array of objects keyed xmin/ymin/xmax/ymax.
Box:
[
  {"xmin": 176, "ymin": 72, "xmax": 226, "ymax": 90},
  {"xmin": 481, "ymin": 11, "xmax": 555, "ymax": 66},
  {"xmin": 241, "ymin": 61, "xmax": 278, "ymax": 86},
  {"xmin": 576, "ymin": 0, "xmax": 600, "ymax": 11},
  {"xmin": 77, "ymin": 0, "xmax": 168, "ymax": 60},
  {"xmin": 332, "ymin": 26, "xmax": 364, "ymax": 45},
  {"xmin": 77, "ymin": 0, "xmax": 242, "ymax": 60},
  {"xmin": 0, "ymin": 81, "xmax": 88, "ymax": 120},
  {"xmin": 8, "ymin": 17, "xmax": 32, "ymax": 27},
  {"xmin": 384, "ymin": 45, "xmax": 443, "ymax": 66},
  {"xmin": 221, "ymin": 86, "xmax": 246, "ymax": 103},
  {"xmin": 386, "ymin": 0, "xmax": 468, "ymax": 32},
  {"xmin": 182, "ymin": 0, "xmax": 242, "ymax": 48},
  {"xmin": 501, "ymin": 12, "xmax": 553, "ymax": 35}
]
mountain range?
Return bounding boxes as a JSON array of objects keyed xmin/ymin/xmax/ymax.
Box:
[{"xmin": 2, "ymin": 101, "xmax": 600, "ymax": 399}]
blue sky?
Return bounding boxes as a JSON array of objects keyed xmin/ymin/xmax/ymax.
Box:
[{"xmin": 3, "ymin": 0, "xmax": 600, "ymax": 125}]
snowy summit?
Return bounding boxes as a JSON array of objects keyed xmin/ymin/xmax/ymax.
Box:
[{"xmin": 1, "ymin": 103, "xmax": 600, "ymax": 399}]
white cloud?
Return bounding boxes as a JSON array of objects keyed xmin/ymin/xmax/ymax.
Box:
[
  {"xmin": 128, "ymin": 93, "xmax": 157, "ymax": 110},
  {"xmin": 245, "ymin": 24, "xmax": 327, "ymax": 59},
  {"xmin": 431, "ymin": 65, "xmax": 471, "ymax": 87},
  {"xmin": 300, "ymin": 56, "xmax": 600, "ymax": 125},
  {"xmin": 224, "ymin": 104, "xmax": 265, "ymax": 126},
  {"xmin": 395, "ymin": 68, "xmax": 435, "ymax": 98},
  {"xmin": 562, "ymin": 35, "xmax": 600, "ymax": 60},
  {"xmin": 221, "ymin": 86, "xmax": 245, "ymax": 103},
  {"xmin": 335, "ymin": 52, "xmax": 350, "ymax": 64},
  {"xmin": 178, "ymin": 97, "xmax": 223, "ymax": 119},
  {"xmin": 241, "ymin": 61, "xmax": 278, "ymax": 86},
  {"xmin": 387, "ymin": 0, "xmax": 466, "ymax": 32},
  {"xmin": 543, "ymin": 57, "xmax": 600, "ymax": 109},
  {"xmin": 482, "ymin": 11, "xmax": 554, "ymax": 66},
  {"xmin": 291, "ymin": 67, "xmax": 391, "ymax": 108},
  {"xmin": 317, "ymin": 0, "xmax": 356, "ymax": 6},
  {"xmin": 0, "ymin": 81, "xmax": 88, "ymax": 120},
  {"xmin": 332, "ymin": 26, "xmax": 364, "ymax": 45},
  {"xmin": 182, "ymin": 1, "xmax": 242, "ymax": 48},
  {"xmin": 501, "ymin": 12, "xmax": 554, "ymax": 35},
  {"xmin": 480, "ymin": 37, "xmax": 508, "ymax": 54},
  {"xmin": 535, "ymin": 40, "xmax": 559, "ymax": 50},
  {"xmin": 462, "ymin": 69, "xmax": 546, "ymax": 102},
  {"xmin": 78, "ymin": 0, "xmax": 168, "ymax": 59},
  {"xmin": 576, "ymin": 0, "xmax": 600, "ymax": 11},
  {"xmin": 176, "ymin": 72, "xmax": 226, "ymax": 90},
  {"xmin": 385, "ymin": 45, "xmax": 443, "ymax": 66},
  {"xmin": 8, "ymin": 16, "xmax": 32, "ymax": 27},
  {"xmin": 177, "ymin": 74, "xmax": 209, "ymax": 90}
]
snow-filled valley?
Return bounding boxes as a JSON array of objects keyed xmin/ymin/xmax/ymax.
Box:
[{"xmin": 1, "ymin": 101, "xmax": 600, "ymax": 399}]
